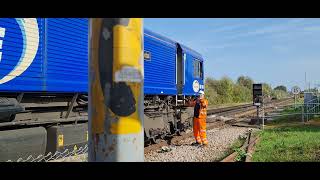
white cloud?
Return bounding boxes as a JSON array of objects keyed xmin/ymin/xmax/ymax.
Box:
[
  {"xmin": 226, "ymin": 18, "xmax": 308, "ymax": 40},
  {"xmin": 209, "ymin": 23, "xmax": 252, "ymax": 34}
]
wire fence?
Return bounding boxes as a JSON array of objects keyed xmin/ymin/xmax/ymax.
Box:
[
  {"xmin": 263, "ymin": 95, "xmax": 320, "ymax": 123},
  {"xmin": 6, "ymin": 145, "xmax": 88, "ymax": 162}
]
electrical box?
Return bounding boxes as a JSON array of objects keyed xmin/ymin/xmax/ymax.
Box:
[{"xmin": 46, "ymin": 123, "xmax": 88, "ymax": 155}]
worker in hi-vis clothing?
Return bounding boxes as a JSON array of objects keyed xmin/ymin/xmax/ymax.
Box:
[{"xmin": 187, "ymin": 90, "xmax": 209, "ymax": 146}]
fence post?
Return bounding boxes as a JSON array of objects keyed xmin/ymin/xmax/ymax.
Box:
[
  {"xmin": 262, "ymin": 105, "xmax": 265, "ymax": 130},
  {"xmin": 88, "ymin": 18, "xmax": 144, "ymax": 162},
  {"xmin": 302, "ymin": 102, "xmax": 304, "ymax": 123}
]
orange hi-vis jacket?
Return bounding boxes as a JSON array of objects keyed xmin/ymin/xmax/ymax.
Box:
[
  {"xmin": 190, "ymin": 98, "xmax": 208, "ymax": 119},
  {"xmin": 188, "ymin": 98, "xmax": 209, "ymax": 145},
  {"xmin": 198, "ymin": 99, "xmax": 208, "ymax": 119}
]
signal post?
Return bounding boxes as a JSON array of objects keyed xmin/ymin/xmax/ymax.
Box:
[{"xmin": 88, "ymin": 18, "xmax": 144, "ymax": 162}]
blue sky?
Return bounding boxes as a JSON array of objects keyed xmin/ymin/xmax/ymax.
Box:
[{"xmin": 144, "ymin": 18, "xmax": 320, "ymax": 91}]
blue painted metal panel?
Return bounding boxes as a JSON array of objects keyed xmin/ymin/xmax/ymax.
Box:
[
  {"xmin": 46, "ymin": 18, "xmax": 88, "ymax": 93},
  {"xmin": 144, "ymin": 30, "xmax": 177, "ymax": 95},
  {"xmin": 182, "ymin": 46, "xmax": 205, "ymax": 96},
  {"xmin": 0, "ymin": 18, "xmax": 204, "ymax": 96},
  {"xmin": 0, "ymin": 18, "xmax": 44, "ymax": 92},
  {"xmin": 180, "ymin": 44, "xmax": 203, "ymax": 60}
]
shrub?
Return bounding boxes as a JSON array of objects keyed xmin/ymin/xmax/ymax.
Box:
[{"xmin": 204, "ymin": 76, "xmax": 288, "ymax": 106}]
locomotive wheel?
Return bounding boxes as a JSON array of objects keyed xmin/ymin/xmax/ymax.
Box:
[
  {"xmin": 10, "ymin": 114, "xmax": 16, "ymax": 121},
  {"xmin": 144, "ymin": 140, "xmax": 152, "ymax": 147}
]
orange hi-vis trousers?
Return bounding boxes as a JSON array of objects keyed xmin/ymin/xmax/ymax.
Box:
[{"xmin": 193, "ymin": 117, "xmax": 208, "ymax": 145}]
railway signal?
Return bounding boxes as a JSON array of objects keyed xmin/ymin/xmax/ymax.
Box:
[
  {"xmin": 88, "ymin": 18, "xmax": 144, "ymax": 162},
  {"xmin": 252, "ymin": 83, "xmax": 264, "ymax": 129},
  {"xmin": 253, "ymin": 83, "xmax": 263, "ymax": 106}
]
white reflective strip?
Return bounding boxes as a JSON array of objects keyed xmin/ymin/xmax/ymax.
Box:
[
  {"xmin": 0, "ymin": 52, "xmax": 2, "ymax": 62},
  {"xmin": 0, "ymin": 40, "xmax": 3, "ymax": 49},
  {"xmin": 0, "ymin": 18, "xmax": 39, "ymax": 85},
  {"xmin": 0, "ymin": 27, "xmax": 5, "ymax": 38}
]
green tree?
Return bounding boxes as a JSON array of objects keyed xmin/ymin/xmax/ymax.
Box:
[
  {"xmin": 218, "ymin": 76, "xmax": 234, "ymax": 103},
  {"xmin": 205, "ymin": 77, "xmax": 219, "ymax": 105},
  {"xmin": 271, "ymin": 89, "xmax": 288, "ymax": 99},
  {"xmin": 204, "ymin": 75, "xmax": 276, "ymax": 106},
  {"xmin": 232, "ymin": 84, "xmax": 251, "ymax": 103},
  {"xmin": 237, "ymin": 75, "xmax": 254, "ymax": 90},
  {"xmin": 262, "ymin": 83, "xmax": 272, "ymax": 97},
  {"xmin": 274, "ymin": 85, "xmax": 287, "ymax": 92}
]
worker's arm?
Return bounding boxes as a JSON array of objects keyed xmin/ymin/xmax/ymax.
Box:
[
  {"xmin": 185, "ymin": 98, "xmax": 196, "ymax": 107},
  {"xmin": 200, "ymin": 99, "xmax": 208, "ymax": 108}
]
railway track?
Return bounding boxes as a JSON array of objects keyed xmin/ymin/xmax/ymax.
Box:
[
  {"xmin": 25, "ymin": 98, "xmax": 292, "ymax": 162},
  {"xmin": 144, "ymin": 97, "xmax": 293, "ymax": 154},
  {"xmin": 207, "ymin": 97, "xmax": 292, "ymax": 117},
  {"xmin": 0, "ymin": 97, "xmax": 293, "ymax": 161}
]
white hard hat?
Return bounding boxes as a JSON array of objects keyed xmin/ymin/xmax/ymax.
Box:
[{"xmin": 199, "ymin": 90, "xmax": 205, "ymax": 95}]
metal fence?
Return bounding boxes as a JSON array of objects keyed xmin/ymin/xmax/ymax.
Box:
[
  {"xmin": 263, "ymin": 95, "xmax": 320, "ymax": 123},
  {"xmin": 303, "ymin": 95, "xmax": 320, "ymax": 122},
  {"xmin": 6, "ymin": 145, "xmax": 88, "ymax": 162}
]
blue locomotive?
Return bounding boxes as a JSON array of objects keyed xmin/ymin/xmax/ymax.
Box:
[{"xmin": 0, "ymin": 18, "xmax": 204, "ymax": 143}]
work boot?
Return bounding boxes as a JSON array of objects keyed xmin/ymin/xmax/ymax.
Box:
[
  {"xmin": 191, "ymin": 142, "xmax": 202, "ymax": 146},
  {"xmin": 202, "ymin": 140, "xmax": 208, "ymax": 146}
]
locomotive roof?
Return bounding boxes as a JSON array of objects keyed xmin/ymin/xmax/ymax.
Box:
[{"xmin": 144, "ymin": 28, "xmax": 203, "ymax": 60}]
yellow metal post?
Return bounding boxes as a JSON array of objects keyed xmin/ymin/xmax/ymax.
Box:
[{"xmin": 88, "ymin": 18, "xmax": 144, "ymax": 162}]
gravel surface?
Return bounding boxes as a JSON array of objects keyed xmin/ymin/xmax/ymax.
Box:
[
  {"xmin": 145, "ymin": 125, "xmax": 250, "ymax": 162},
  {"xmin": 49, "ymin": 125, "xmax": 250, "ymax": 162}
]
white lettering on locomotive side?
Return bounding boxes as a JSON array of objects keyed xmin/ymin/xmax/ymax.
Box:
[
  {"xmin": 0, "ymin": 19, "xmax": 39, "ymax": 84},
  {"xmin": 0, "ymin": 27, "xmax": 5, "ymax": 38},
  {"xmin": 0, "ymin": 27, "xmax": 4, "ymax": 62},
  {"xmin": 193, "ymin": 80, "xmax": 200, "ymax": 92}
]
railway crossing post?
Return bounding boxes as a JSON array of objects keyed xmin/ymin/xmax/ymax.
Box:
[
  {"xmin": 292, "ymin": 86, "xmax": 301, "ymax": 109},
  {"xmin": 88, "ymin": 18, "xmax": 144, "ymax": 162}
]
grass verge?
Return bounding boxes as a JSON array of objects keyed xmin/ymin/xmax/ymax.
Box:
[{"xmin": 252, "ymin": 105, "xmax": 320, "ymax": 162}]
